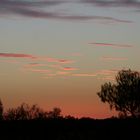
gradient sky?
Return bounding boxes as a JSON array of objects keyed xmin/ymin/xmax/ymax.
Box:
[{"xmin": 0, "ymin": 0, "xmax": 140, "ymax": 119}]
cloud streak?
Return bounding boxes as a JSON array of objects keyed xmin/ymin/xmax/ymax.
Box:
[
  {"xmin": 89, "ymin": 42, "xmax": 133, "ymax": 48},
  {"xmin": 29, "ymin": 69, "xmax": 50, "ymax": 74},
  {"xmin": 72, "ymin": 73, "xmax": 97, "ymax": 77},
  {"xmin": 80, "ymin": 0, "xmax": 140, "ymax": 8},
  {"xmin": 35, "ymin": 57, "xmax": 74, "ymax": 64},
  {"xmin": 0, "ymin": 53, "xmax": 36, "ymax": 59},
  {"xmin": 72, "ymin": 69, "xmax": 118, "ymax": 78},
  {"xmin": 97, "ymin": 69, "xmax": 118, "ymax": 76},
  {"xmin": 0, "ymin": 53, "xmax": 74, "ymax": 66},
  {"xmin": 63, "ymin": 67, "xmax": 78, "ymax": 71},
  {"xmin": 0, "ymin": 0, "xmax": 132, "ymax": 23}
]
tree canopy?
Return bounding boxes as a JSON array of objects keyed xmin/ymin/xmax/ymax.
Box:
[
  {"xmin": 97, "ymin": 69, "xmax": 140, "ymax": 118},
  {"xmin": 3, "ymin": 103, "xmax": 62, "ymax": 120}
]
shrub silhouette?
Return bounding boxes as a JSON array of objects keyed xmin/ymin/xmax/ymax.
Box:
[
  {"xmin": 3, "ymin": 103, "xmax": 63, "ymax": 120},
  {"xmin": 4, "ymin": 103, "xmax": 47, "ymax": 120},
  {"xmin": 46, "ymin": 107, "xmax": 62, "ymax": 119},
  {"xmin": 0, "ymin": 99, "xmax": 3, "ymax": 120},
  {"xmin": 97, "ymin": 69, "xmax": 140, "ymax": 118}
]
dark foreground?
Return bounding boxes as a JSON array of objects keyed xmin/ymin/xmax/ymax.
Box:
[{"xmin": 0, "ymin": 118, "xmax": 140, "ymax": 140}]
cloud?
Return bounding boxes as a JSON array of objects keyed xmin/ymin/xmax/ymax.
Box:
[
  {"xmin": 57, "ymin": 59, "xmax": 75, "ymax": 64},
  {"xmin": 0, "ymin": 0, "xmax": 132, "ymax": 23},
  {"xmin": 63, "ymin": 67, "xmax": 78, "ymax": 71},
  {"xmin": 72, "ymin": 73, "xmax": 97, "ymax": 77},
  {"xmin": 0, "ymin": 0, "xmax": 64, "ymax": 10},
  {"xmin": 101, "ymin": 56, "xmax": 128, "ymax": 61},
  {"xmin": 34, "ymin": 57, "xmax": 74, "ymax": 64},
  {"xmin": 0, "ymin": 53, "xmax": 74, "ymax": 65},
  {"xmin": 97, "ymin": 69, "xmax": 118, "ymax": 76},
  {"xmin": 0, "ymin": 53, "xmax": 36, "ymax": 59},
  {"xmin": 89, "ymin": 42, "xmax": 133, "ymax": 48},
  {"xmin": 29, "ymin": 68, "xmax": 50, "ymax": 74},
  {"xmin": 80, "ymin": 0, "xmax": 140, "ymax": 8},
  {"xmin": 57, "ymin": 71, "xmax": 71, "ymax": 75},
  {"xmin": 24, "ymin": 63, "xmax": 48, "ymax": 68},
  {"xmin": 72, "ymin": 69, "xmax": 118, "ymax": 78}
]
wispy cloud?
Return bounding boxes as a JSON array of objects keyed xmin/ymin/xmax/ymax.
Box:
[
  {"xmin": 63, "ymin": 67, "xmax": 78, "ymax": 71},
  {"xmin": 80, "ymin": 0, "xmax": 140, "ymax": 8},
  {"xmin": 28, "ymin": 68, "xmax": 50, "ymax": 74},
  {"xmin": 101, "ymin": 56, "xmax": 128, "ymax": 61},
  {"xmin": 0, "ymin": 0, "xmax": 132, "ymax": 23},
  {"xmin": 89, "ymin": 42, "xmax": 133, "ymax": 48},
  {"xmin": 57, "ymin": 71, "xmax": 71, "ymax": 75},
  {"xmin": 72, "ymin": 73, "xmax": 97, "ymax": 77},
  {"xmin": 24, "ymin": 63, "xmax": 48, "ymax": 68},
  {"xmin": 57, "ymin": 59, "xmax": 75, "ymax": 64},
  {"xmin": 35, "ymin": 57, "xmax": 74, "ymax": 64},
  {"xmin": 0, "ymin": 53, "xmax": 36, "ymax": 59},
  {"xmin": 0, "ymin": 52, "xmax": 77, "ymax": 76},
  {"xmin": 97, "ymin": 69, "xmax": 118, "ymax": 76},
  {"xmin": 0, "ymin": 53, "xmax": 74, "ymax": 65}
]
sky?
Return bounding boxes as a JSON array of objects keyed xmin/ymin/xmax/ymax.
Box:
[{"xmin": 0, "ymin": 0, "xmax": 140, "ymax": 119}]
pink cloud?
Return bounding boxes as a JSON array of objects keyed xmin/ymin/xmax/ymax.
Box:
[
  {"xmin": 29, "ymin": 69, "xmax": 50, "ymax": 74},
  {"xmin": 0, "ymin": 53, "xmax": 36, "ymax": 59},
  {"xmin": 46, "ymin": 57, "xmax": 58, "ymax": 63},
  {"xmin": 89, "ymin": 42, "xmax": 133, "ymax": 48},
  {"xmin": 72, "ymin": 73, "xmax": 97, "ymax": 77},
  {"xmin": 63, "ymin": 67, "xmax": 78, "ymax": 71},
  {"xmin": 97, "ymin": 69, "xmax": 118, "ymax": 76},
  {"xmin": 72, "ymin": 69, "xmax": 119, "ymax": 78},
  {"xmin": 33, "ymin": 57, "xmax": 74, "ymax": 64},
  {"xmin": 58, "ymin": 59, "xmax": 75, "ymax": 64},
  {"xmin": 57, "ymin": 71, "xmax": 70, "ymax": 75},
  {"xmin": 24, "ymin": 63, "xmax": 47, "ymax": 68}
]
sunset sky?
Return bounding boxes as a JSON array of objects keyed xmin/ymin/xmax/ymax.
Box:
[{"xmin": 0, "ymin": 0, "xmax": 140, "ymax": 119}]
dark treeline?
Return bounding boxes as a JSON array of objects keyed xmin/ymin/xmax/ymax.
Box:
[
  {"xmin": 0, "ymin": 115, "xmax": 140, "ymax": 140},
  {"xmin": 0, "ymin": 99, "xmax": 140, "ymax": 140},
  {"xmin": 0, "ymin": 100, "xmax": 72, "ymax": 120}
]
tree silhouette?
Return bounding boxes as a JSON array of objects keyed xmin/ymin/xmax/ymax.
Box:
[
  {"xmin": 4, "ymin": 103, "xmax": 47, "ymax": 120},
  {"xmin": 97, "ymin": 69, "xmax": 140, "ymax": 118},
  {"xmin": 46, "ymin": 107, "xmax": 62, "ymax": 119},
  {"xmin": 0, "ymin": 99, "xmax": 3, "ymax": 120}
]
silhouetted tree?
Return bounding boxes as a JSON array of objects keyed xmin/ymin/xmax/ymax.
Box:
[
  {"xmin": 0, "ymin": 99, "xmax": 3, "ymax": 120},
  {"xmin": 4, "ymin": 103, "xmax": 47, "ymax": 120},
  {"xmin": 28, "ymin": 104, "xmax": 47, "ymax": 120},
  {"xmin": 97, "ymin": 69, "xmax": 140, "ymax": 118},
  {"xmin": 46, "ymin": 107, "xmax": 62, "ymax": 119}
]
